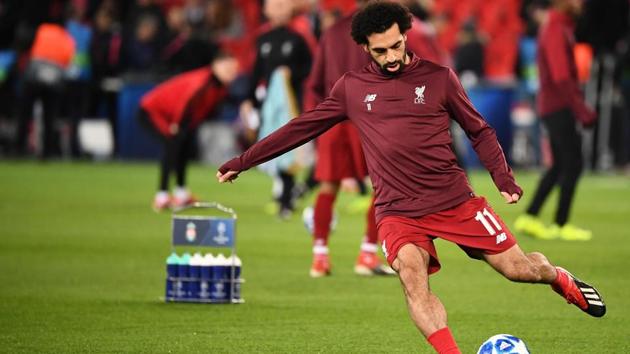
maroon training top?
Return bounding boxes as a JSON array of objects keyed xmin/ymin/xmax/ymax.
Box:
[
  {"xmin": 221, "ymin": 53, "xmax": 521, "ymax": 223},
  {"xmin": 536, "ymin": 10, "xmax": 595, "ymax": 124}
]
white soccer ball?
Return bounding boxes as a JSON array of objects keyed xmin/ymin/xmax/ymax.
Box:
[
  {"xmin": 477, "ymin": 334, "xmax": 530, "ymax": 354},
  {"xmin": 302, "ymin": 206, "xmax": 337, "ymax": 235}
]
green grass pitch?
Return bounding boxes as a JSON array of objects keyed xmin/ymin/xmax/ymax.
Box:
[{"xmin": 1, "ymin": 161, "xmax": 629, "ymax": 353}]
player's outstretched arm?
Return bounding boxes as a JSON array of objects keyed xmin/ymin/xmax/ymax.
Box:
[{"xmin": 215, "ymin": 76, "xmax": 349, "ymax": 186}]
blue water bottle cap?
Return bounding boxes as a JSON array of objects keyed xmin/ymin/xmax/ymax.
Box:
[
  {"xmin": 166, "ymin": 252, "xmax": 180, "ymax": 265},
  {"xmin": 180, "ymin": 253, "xmax": 192, "ymax": 265}
]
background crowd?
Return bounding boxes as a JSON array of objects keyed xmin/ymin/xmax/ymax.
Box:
[{"xmin": 0, "ymin": 0, "xmax": 629, "ymax": 172}]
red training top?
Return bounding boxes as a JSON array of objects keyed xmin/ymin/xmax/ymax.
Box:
[
  {"xmin": 221, "ymin": 53, "xmax": 521, "ymax": 223},
  {"xmin": 140, "ymin": 67, "xmax": 227, "ymax": 137},
  {"xmin": 537, "ymin": 10, "xmax": 595, "ymax": 125}
]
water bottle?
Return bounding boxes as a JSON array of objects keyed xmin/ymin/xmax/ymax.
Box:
[
  {"xmin": 178, "ymin": 253, "xmax": 191, "ymax": 299},
  {"xmin": 230, "ymin": 254, "xmax": 242, "ymax": 279},
  {"xmin": 189, "ymin": 253, "xmax": 203, "ymax": 300},
  {"xmin": 228, "ymin": 254, "xmax": 242, "ymax": 300},
  {"xmin": 199, "ymin": 253, "xmax": 214, "ymax": 300},
  {"xmin": 210, "ymin": 254, "xmax": 228, "ymax": 301},
  {"xmin": 165, "ymin": 252, "xmax": 179, "ymax": 299}
]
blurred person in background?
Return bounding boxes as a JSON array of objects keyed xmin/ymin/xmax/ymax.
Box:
[
  {"xmin": 304, "ymin": 0, "xmax": 392, "ymax": 277},
  {"xmin": 89, "ymin": 4, "xmax": 123, "ymax": 156},
  {"xmin": 515, "ymin": 0, "xmax": 597, "ymax": 241},
  {"xmin": 122, "ymin": 14, "xmax": 162, "ymax": 73},
  {"xmin": 453, "ymin": 20, "xmax": 484, "ymax": 86},
  {"xmin": 204, "ymin": 0, "xmax": 244, "ymax": 40},
  {"xmin": 123, "ymin": 0, "xmax": 167, "ymax": 41},
  {"xmin": 14, "ymin": 20, "xmax": 75, "ymax": 159},
  {"xmin": 139, "ymin": 53, "xmax": 239, "ymax": 211},
  {"xmin": 239, "ymin": 0, "xmax": 313, "ymax": 219},
  {"xmin": 121, "ymin": 0, "xmax": 166, "ymax": 74},
  {"xmin": 161, "ymin": 5, "xmax": 219, "ymax": 74},
  {"xmin": 64, "ymin": 0, "xmax": 93, "ymax": 158}
]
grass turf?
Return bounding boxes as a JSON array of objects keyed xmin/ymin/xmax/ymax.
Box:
[{"xmin": 1, "ymin": 161, "xmax": 629, "ymax": 353}]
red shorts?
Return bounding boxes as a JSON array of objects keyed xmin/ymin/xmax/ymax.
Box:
[
  {"xmin": 378, "ymin": 197, "xmax": 516, "ymax": 275},
  {"xmin": 314, "ymin": 121, "xmax": 368, "ymax": 181}
]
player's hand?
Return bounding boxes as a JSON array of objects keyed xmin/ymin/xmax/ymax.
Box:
[
  {"xmin": 501, "ymin": 192, "xmax": 520, "ymax": 204},
  {"xmin": 216, "ymin": 170, "xmax": 239, "ymax": 183}
]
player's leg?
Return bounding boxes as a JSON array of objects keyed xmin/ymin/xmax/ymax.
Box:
[
  {"xmin": 137, "ymin": 108, "xmax": 171, "ymax": 210},
  {"xmin": 310, "ymin": 181, "xmax": 339, "ymax": 277},
  {"xmin": 482, "ymin": 244, "xmax": 556, "ymax": 283},
  {"xmin": 172, "ymin": 130, "xmax": 195, "ymax": 208},
  {"xmin": 355, "ymin": 200, "xmax": 395, "ymax": 275},
  {"xmin": 392, "ymin": 244, "xmax": 460, "ymax": 353},
  {"xmin": 277, "ymin": 169, "xmax": 296, "ymax": 219},
  {"xmin": 14, "ymin": 82, "xmax": 38, "ymax": 156},
  {"xmin": 547, "ymin": 110, "xmax": 591, "ymax": 240},
  {"xmin": 41, "ymin": 86, "xmax": 59, "ymax": 159},
  {"xmin": 483, "ymin": 244, "xmax": 606, "ymax": 317},
  {"xmin": 153, "ymin": 138, "xmax": 174, "ymax": 211},
  {"xmin": 515, "ymin": 111, "xmax": 564, "ymax": 239},
  {"xmin": 432, "ymin": 196, "xmax": 605, "ymax": 318}
]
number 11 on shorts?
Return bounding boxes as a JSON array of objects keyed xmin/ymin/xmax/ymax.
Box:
[{"xmin": 474, "ymin": 208, "xmax": 502, "ymax": 235}]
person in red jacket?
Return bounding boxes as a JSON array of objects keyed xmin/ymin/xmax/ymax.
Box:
[
  {"xmin": 217, "ymin": 3, "xmax": 605, "ymax": 352},
  {"xmin": 139, "ymin": 54, "xmax": 238, "ymax": 211},
  {"xmin": 514, "ymin": 0, "xmax": 596, "ymax": 241}
]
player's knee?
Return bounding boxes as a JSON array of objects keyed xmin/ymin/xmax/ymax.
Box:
[
  {"xmin": 319, "ymin": 182, "xmax": 339, "ymax": 194},
  {"xmin": 396, "ymin": 256, "xmax": 423, "ymax": 279}
]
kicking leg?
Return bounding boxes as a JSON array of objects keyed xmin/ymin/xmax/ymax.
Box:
[
  {"xmin": 392, "ymin": 244, "xmax": 460, "ymax": 353},
  {"xmin": 484, "ymin": 244, "xmax": 606, "ymax": 317}
]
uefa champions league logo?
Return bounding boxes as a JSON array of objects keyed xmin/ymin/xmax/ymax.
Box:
[
  {"xmin": 199, "ymin": 281, "xmax": 210, "ymax": 299},
  {"xmin": 213, "ymin": 222, "xmax": 229, "ymax": 245},
  {"xmin": 211, "ymin": 282, "xmax": 226, "ymax": 298}
]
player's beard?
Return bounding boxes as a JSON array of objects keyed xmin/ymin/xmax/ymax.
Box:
[{"xmin": 378, "ymin": 59, "xmax": 405, "ymax": 77}]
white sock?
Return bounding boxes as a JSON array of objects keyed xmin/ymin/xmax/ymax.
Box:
[
  {"xmin": 313, "ymin": 245, "xmax": 329, "ymax": 255},
  {"xmin": 360, "ymin": 241, "xmax": 378, "ymax": 253},
  {"xmin": 173, "ymin": 187, "xmax": 189, "ymax": 200},
  {"xmin": 155, "ymin": 191, "xmax": 169, "ymax": 201}
]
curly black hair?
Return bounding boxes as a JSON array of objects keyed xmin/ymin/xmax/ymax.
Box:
[{"xmin": 351, "ymin": 1, "xmax": 413, "ymax": 45}]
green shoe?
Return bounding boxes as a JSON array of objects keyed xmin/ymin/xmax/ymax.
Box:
[
  {"xmin": 551, "ymin": 224, "xmax": 593, "ymax": 241},
  {"xmin": 514, "ymin": 214, "xmax": 557, "ymax": 240}
]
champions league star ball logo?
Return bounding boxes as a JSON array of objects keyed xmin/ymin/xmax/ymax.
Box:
[
  {"xmin": 477, "ymin": 334, "xmax": 530, "ymax": 354},
  {"xmin": 414, "ymin": 86, "xmax": 426, "ymax": 104}
]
